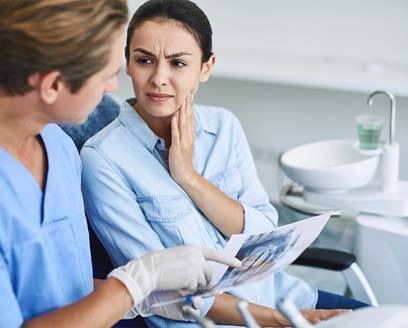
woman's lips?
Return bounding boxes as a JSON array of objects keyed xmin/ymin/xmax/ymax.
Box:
[{"xmin": 146, "ymin": 92, "xmax": 173, "ymax": 103}]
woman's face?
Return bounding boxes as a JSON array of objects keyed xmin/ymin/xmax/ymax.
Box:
[{"xmin": 126, "ymin": 19, "xmax": 214, "ymax": 119}]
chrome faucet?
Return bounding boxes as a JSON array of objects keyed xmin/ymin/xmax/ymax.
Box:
[{"xmin": 367, "ymin": 90, "xmax": 396, "ymax": 145}]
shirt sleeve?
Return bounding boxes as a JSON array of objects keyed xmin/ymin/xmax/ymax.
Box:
[
  {"xmin": 0, "ymin": 248, "xmax": 23, "ymax": 328},
  {"xmin": 81, "ymin": 146, "xmax": 215, "ymax": 317},
  {"xmin": 231, "ymin": 114, "xmax": 279, "ymax": 235}
]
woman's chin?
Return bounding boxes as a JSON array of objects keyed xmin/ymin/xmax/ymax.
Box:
[{"xmin": 141, "ymin": 106, "xmax": 178, "ymax": 120}]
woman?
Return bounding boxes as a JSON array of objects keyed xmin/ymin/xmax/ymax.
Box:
[
  {"xmin": 81, "ymin": 0, "xmax": 366, "ymax": 326},
  {"xmin": 0, "ymin": 1, "xmax": 239, "ymax": 327}
]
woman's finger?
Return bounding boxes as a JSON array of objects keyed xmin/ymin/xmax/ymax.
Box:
[
  {"xmin": 184, "ymin": 94, "xmax": 193, "ymax": 140},
  {"xmin": 186, "ymin": 94, "xmax": 193, "ymax": 123},
  {"xmin": 171, "ymin": 112, "xmax": 180, "ymax": 147},
  {"xmin": 179, "ymin": 98, "xmax": 187, "ymax": 132},
  {"xmin": 178, "ymin": 98, "xmax": 188, "ymax": 142},
  {"xmin": 319, "ymin": 309, "xmax": 350, "ymax": 320},
  {"xmin": 189, "ymin": 94, "xmax": 195, "ymax": 139},
  {"xmin": 301, "ymin": 309, "xmax": 348, "ymax": 324}
]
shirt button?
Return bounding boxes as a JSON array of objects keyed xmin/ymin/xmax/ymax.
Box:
[{"xmin": 256, "ymin": 295, "xmax": 260, "ymax": 300}]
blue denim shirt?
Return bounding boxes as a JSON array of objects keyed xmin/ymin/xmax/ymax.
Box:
[{"xmin": 81, "ymin": 99, "xmax": 317, "ymax": 328}]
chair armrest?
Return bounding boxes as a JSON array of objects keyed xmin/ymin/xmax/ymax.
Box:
[{"xmin": 293, "ymin": 247, "xmax": 356, "ymax": 271}]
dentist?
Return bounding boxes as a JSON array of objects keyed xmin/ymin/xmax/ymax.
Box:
[{"xmin": 0, "ymin": 1, "xmax": 240, "ymax": 327}]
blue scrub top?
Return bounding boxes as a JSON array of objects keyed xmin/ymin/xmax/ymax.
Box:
[{"xmin": 0, "ymin": 124, "xmax": 93, "ymax": 327}]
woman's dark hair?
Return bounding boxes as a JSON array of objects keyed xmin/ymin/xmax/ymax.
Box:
[{"xmin": 125, "ymin": 0, "xmax": 213, "ymax": 63}]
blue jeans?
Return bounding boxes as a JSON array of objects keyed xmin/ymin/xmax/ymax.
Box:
[{"xmin": 316, "ymin": 290, "xmax": 369, "ymax": 310}]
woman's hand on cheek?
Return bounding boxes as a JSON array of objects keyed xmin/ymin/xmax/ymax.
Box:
[{"xmin": 169, "ymin": 94, "xmax": 197, "ymax": 186}]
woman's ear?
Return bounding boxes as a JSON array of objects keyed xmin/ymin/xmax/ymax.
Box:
[
  {"xmin": 199, "ymin": 55, "xmax": 215, "ymax": 83},
  {"xmin": 29, "ymin": 71, "xmax": 64, "ymax": 104}
]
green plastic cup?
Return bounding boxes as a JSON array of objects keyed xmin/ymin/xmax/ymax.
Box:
[{"xmin": 355, "ymin": 115, "xmax": 384, "ymax": 150}]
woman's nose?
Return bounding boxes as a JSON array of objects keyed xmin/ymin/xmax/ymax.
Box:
[{"xmin": 150, "ymin": 62, "xmax": 169, "ymax": 87}]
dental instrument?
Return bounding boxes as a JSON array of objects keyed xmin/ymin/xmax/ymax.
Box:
[
  {"xmin": 276, "ymin": 297, "xmax": 314, "ymax": 328},
  {"xmin": 236, "ymin": 301, "xmax": 261, "ymax": 328}
]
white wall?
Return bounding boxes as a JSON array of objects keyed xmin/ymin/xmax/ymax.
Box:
[
  {"xmin": 126, "ymin": 0, "xmax": 408, "ymax": 95},
  {"xmin": 127, "ymin": 0, "xmax": 408, "ymax": 65}
]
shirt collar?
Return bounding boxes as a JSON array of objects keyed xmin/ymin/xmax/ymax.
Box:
[
  {"xmin": 118, "ymin": 98, "xmax": 217, "ymax": 152},
  {"xmin": 118, "ymin": 99, "xmax": 159, "ymax": 152},
  {"xmin": 194, "ymin": 105, "xmax": 217, "ymax": 136}
]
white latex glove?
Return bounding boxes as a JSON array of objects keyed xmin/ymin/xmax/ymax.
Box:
[
  {"xmin": 128, "ymin": 290, "xmax": 204, "ymax": 321},
  {"xmin": 108, "ymin": 245, "xmax": 241, "ymax": 319}
]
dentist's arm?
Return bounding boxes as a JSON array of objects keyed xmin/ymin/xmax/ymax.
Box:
[
  {"xmin": 23, "ymin": 246, "xmax": 240, "ymax": 328},
  {"xmin": 23, "ymin": 277, "xmax": 132, "ymax": 328}
]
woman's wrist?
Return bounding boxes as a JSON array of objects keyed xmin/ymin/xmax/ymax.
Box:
[{"xmin": 176, "ymin": 170, "xmax": 201, "ymax": 190}]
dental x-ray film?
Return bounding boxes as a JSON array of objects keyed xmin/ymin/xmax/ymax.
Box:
[{"xmin": 149, "ymin": 212, "xmax": 332, "ymax": 309}]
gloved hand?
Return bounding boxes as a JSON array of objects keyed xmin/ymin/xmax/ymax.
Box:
[{"xmin": 108, "ymin": 245, "xmax": 241, "ymax": 319}]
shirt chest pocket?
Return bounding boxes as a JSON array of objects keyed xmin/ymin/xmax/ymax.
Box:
[
  {"xmin": 9, "ymin": 215, "xmax": 93, "ymax": 317},
  {"xmin": 138, "ymin": 195, "xmax": 211, "ymax": 248},
  {"xmin": 208, "ymin": 165, "xmax": 242, "ymax": 200}
]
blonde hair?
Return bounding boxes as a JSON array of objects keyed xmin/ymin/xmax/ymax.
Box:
[{"xmin": 0, "ymin": 0, "xmax": 128, "ymax": 95}]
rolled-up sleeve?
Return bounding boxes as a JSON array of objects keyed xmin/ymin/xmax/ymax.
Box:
[
  {"xmin": 231, "ymin": 115, "xmax": 278, "ymax": 235},
  {"xmin": 0, "ymin": 249, "xmax": 22, "ymax": 328}
]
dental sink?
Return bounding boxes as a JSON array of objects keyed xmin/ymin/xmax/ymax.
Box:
[
  {"xmin": 280, "ymin": 139, "xmax": 380, "ymax": 191},
  {"xmin": 279, "ymin": 92, "xmax": 408, "ymax": 307}
]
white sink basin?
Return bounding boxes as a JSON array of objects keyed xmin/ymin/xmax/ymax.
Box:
[{"xmin": 281, "ymin": 139, "xmax": 380, "ymax": 191}]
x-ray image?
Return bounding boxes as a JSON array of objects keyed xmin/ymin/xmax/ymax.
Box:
[
  {"xmin": 151, "ymin": 212, "xmax": 332, "ymax": 309},
  {"xmin": 214, "ymin": 227, "xmax": 298, "ymax": 290}
]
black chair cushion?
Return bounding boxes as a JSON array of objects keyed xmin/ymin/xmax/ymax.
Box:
[{"xmin": 294, "ymin": 247, "xmax": 356, "ymax": 271}]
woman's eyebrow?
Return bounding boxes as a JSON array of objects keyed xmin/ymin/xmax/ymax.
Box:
[
  {"xmin": 133, "ymin": 47, "xmax": 192, "ymax": 59},
  {"xmin": 165, "ymin": 51, "xmax": 192, "ymax": 59}
]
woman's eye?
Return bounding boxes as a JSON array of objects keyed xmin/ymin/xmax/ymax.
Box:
[
  {"xmin": 171, "ymin": 60, "xmax": 187, "ymax": 68},
  {"xmin": 136, "ymin": 57, "xmax": 154, "ymax": 65}
]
